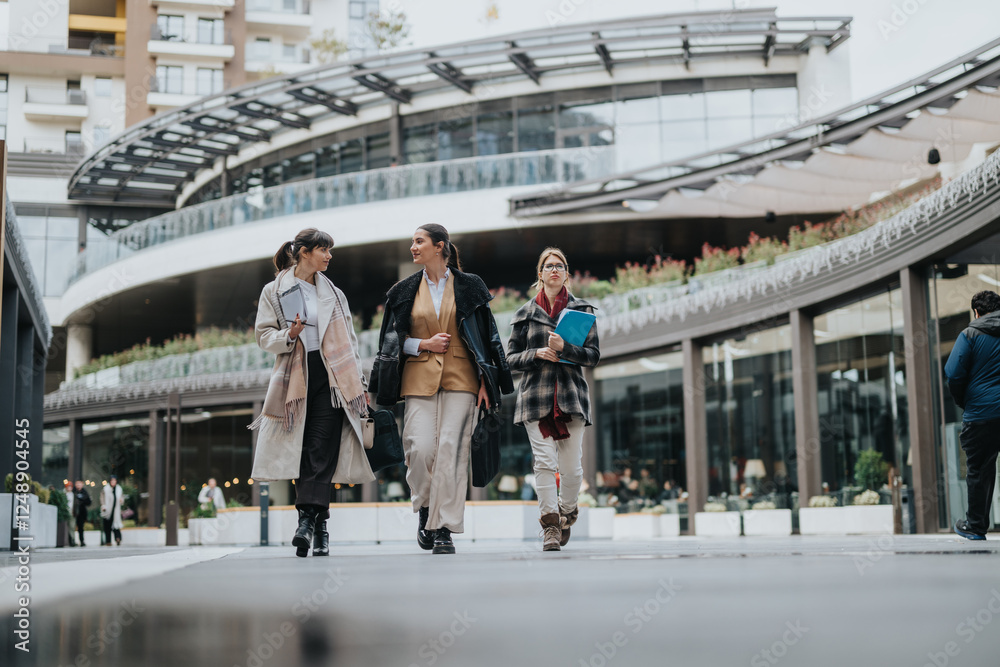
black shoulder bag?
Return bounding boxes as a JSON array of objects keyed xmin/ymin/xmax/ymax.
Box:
[{"xmin": 471, "ymin": 406, "xmax": 503, "ymax": 487}]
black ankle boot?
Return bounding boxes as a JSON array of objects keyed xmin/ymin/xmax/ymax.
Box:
[
  {"xmin": 432, "ymin": 527, "xmax": 455, "ymax": 554},
  {"xmin": 293, "ymin": 506, "xmax": 320, "ymax": 557},
  {"xmin": 313, "ymin": 509, "xmax": 330, "ymax": 556},
  {"xmin": 417, "ymin": 507, "xmax": 434, "ymax": 551}
]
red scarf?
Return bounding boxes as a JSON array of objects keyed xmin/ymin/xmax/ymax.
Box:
[{"xmin": 536, "ymin": 287, "xmax": 572, "ymax": 440}]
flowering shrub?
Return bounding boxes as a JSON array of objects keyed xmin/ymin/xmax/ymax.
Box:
[
  {"xmin": 489, "ymin": 286, "xmax": 525, "ymax": 313},
  {"xmin": 741, "ymin": 232, "xmax": 788, "ymax": 265},
  {"xmin": 853, "ymin": 489, "xmax": 881, "ymax": 506},
  {"xmin": 751, "ymin": 500, "xmax": 777, "ymax": 510},
  {"xmin": 77, "ymin": 327, "xmax": 255, "ymax": 376},
  {"xmin": 703, "ymin": 502, "xmax": 728, "ymax": 512},
  {"xmin": 807, "ymin": 495, "xmax": 838, "ymax": 508},
  {"xmin": 693, "ymin": 243, "xmax": 741, "ymax": 276},
  {"xmin": 570, "ymin": 271, "xmax": 614, "ymax": 299}
]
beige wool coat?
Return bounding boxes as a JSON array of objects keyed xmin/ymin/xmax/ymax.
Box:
[{"xmin": 250, "ymin": 269, "xmax": 375, "ymax": 485}]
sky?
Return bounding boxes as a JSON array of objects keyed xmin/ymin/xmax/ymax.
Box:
[{"xmin": 395, "ymin": 0, "xmax": 1000, "ymax": 106}]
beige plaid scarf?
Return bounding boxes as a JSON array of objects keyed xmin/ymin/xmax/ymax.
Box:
[{"xmin": 250, "ymin": 272, "xmax": 367, "ymax": 434}]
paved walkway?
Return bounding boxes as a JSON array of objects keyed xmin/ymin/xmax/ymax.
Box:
[{"xmin": 3, "ymin": 536, "xmax": 999, "ymax": 666}]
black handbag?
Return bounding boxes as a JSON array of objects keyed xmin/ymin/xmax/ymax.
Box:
[
  {"xmin": 471, "ymin": 406, "xmax": 503, "ymax": 487},
  {"xmin": 362, "ymin": 408, "xmax": 405, "ymax": 473}
]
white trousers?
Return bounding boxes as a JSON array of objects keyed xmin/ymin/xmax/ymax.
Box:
[
  {"xmin": 402, "ymin": 390, "xmax": 476, "ymax": 533},
  {"xmin": 525, "ymin": 419, "xmax": 586, "ymax": 517}
]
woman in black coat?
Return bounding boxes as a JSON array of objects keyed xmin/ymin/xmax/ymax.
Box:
[{"xmin": 370, "ymin": 224, "xmax": 513, "ymax": 554}]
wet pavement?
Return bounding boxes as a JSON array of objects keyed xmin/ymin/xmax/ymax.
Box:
[{"xmin": 2, "ymin": 536, "xmax": 999, "ymax": 666}]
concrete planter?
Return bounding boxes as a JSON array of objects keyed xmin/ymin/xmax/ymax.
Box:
[
  {"xmin": 742, "ymin": 509, "xmax": 792, "ymax": 536},
  {"xmin": 586, "ymin": 507, "xmax": 616, "ymax": 539},
  {"xmin": 0, "ymin": 493, "xmax": 58, "ymax": 548},
  {"xmin": 613, "ymin": 513, "xmax": 660, "ymax": 540},
  {"xmin": 799, "ymin": 505, "xmax": 894, "ymax": 535},
  {"xmin": 658, "ymin": 513, "xmax": 681, "ymax": 537},
  {"xmin": 694, "ymin": 511, "xmax": 742, "ymax": 537}
]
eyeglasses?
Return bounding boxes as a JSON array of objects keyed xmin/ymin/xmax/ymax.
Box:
[{"xmin": 542, "ymin": 263, "xmax": 567, "ymax": 272}]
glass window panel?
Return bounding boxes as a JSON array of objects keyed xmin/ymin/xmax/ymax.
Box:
[
  {"xmin": 366, "ymin": 132, "xmax": 391, "ymax": 169},
  {"xmin": 157, "ymin": 15, "xmax": 183, "ymax": 39},
  {"xmin": 438, "ymin": 116, "xmax": 474, "ymax": 160},
  {"xmin": 283, "ymin": 44, "xmax": 296, "ymax": 60},
  {"xmin": 476, "ymin": 111, "xmax": 513, "ymax": 156},
  {"xmin": 703, "ymin": 326, "xmax": 796, "ymax": 508},
  {"xmin": 316, "ymin": 144, "xmax": 340, "ymax": 177},
  {"xmin": 595, "ymin": 351, "xmax": 688, "ymax": 517},
  {"xmin": 22, "ymin": 238, "xmax": 46, "ymax": 288},
  {"xmin": 340, "ymin": 138, "xmax": 363, "ymax": 173},
  {"xmin": 616, "ymin": 123, "xmax": 660, "ymax": 171},
  {"xmin": 45, "ymin": 239, "xmax": 76, "ymax": 296},
  {"xmin": 617, "ymin": 96, "xmax": 659, "ymax": 125},
  {"xmin": 47, "ymin": 216, "xmax": 79, "ymax": 239},
  {"xmin": 254, "ymin": 37, "xmax": 271, "ymax": 61},
  {"xmin": 516, "ymin": 105, "xmax": 555, "ymax": 152},
  {"xmin": 660, "ymin": 93, "xmax": 704, "ymax": 121},
  {"xmin": 705, "ymin": 89, "xmax": 752, "ymax": 118},
  {"xmin": 403, "ymin": 124, "xmax": 436, "ymax": 164},
  {"xmin": 753, "ymin": 87, "xmax": 798, "ymax": 117},
  {"xmin": 558, "ymin": 100, "xmax": 614, "ymax": 129},
  {"xmin": 707, "ymin": 117, "xmax": 754, "ymax": 149}
]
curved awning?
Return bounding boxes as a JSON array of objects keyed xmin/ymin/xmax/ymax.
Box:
[
  {"xmin": 67, "ymin": 8, "xmax": 850, "ymax": 206},
  {"xmin": 510, "ymin": 37, "xmax": 1000, "ymax": 219}
]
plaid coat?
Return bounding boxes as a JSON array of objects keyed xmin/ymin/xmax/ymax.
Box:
[{"xmin": 506, "ymin": 295, "xmax": 600, "ymax": 426}]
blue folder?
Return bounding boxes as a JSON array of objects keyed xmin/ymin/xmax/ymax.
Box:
[{"xmin": 553, "ymin": 309, "xmax": 596, "ymax": 364}]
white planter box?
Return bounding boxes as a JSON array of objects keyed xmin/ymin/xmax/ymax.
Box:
[
  {"xmin": 188, "ymin": 518, "xmax": 222, "ymax": 545},
  {"xmin": 120, "ymin": 527, "xmax": 189, "ymax": 547},
  {"xmin": 377, "ymin": 503, "xmax": 418, "ymax": 541},
  {"xmin": 658, "ymin": 513, "xmax": 681, "ymax": 537},
  {"xmin": 799, "ymin": 505, "xmax": 894, "ymax": 535},
  {"xmin": 743, "ymin": 509, "xmax": 792, "ymax": 536},
  {"xmin": 586, "ymin": 507, "xmax": 616, "ymax": 539},
  {"xmin": 694, "ymin": 511, "xmax": 742, "ymax": 537},
  {"xmin": 0, "ymin": 494, "xmax": 58, "ymax": 548},
  {"xmin": 471, "ymin": 502, "xmax": 533, "ymax": 540},
  {"xmin": 328, "ymin": 505, "xmax": 378, "ymax": 543},
  {"xmin": 613, "ymin": 513, "xmax": 660, "ymax": 540}
]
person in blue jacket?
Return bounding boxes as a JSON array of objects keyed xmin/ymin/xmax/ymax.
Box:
[{"xmin": 944, "ymin": 290, "xmax": 1000, "ymax": 540}]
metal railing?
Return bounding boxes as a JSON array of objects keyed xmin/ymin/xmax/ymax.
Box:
[
  {"xmin": 69, "ymin": 146, "xmax": 616, "ymax": 286},
  {"xmin": 23, "ymin": 137, "xmax": 85, "ymax": 155},
  {"xmin": 25, "ymin": 87, "xmax": 87, "ymax": 105},
  {"xmin": 151, "ymin": 25, "xmax": 234, "ymax": 46},
  {"xmin": 246, "ymin": 0, "xmax": 310, "ymax": 13}
]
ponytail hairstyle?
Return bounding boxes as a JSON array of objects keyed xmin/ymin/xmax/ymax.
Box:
[
  {"xmin": 273, "ymin": 228, "xmax": 335, "ymax": 273},
  {"xmin": 417, "ymin": 223, "xmax": 462, "ymax": 272},
  {"xmin": 531, "ymin": 247, "xmax": 570, "ymax": 293}
]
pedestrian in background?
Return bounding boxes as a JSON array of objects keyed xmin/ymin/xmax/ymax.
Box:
[
  {"xmin": 251, "ymin": 228, "xmax": 374, "ymax": 558},
  {"xmin": 371, "ymin": 224, "xmax": 513, "ymax": 555},
  {"xmin": 945, "ymin": 289, "xmax": 1000, "ymax": 540},
  {"xmin": 506, "ymin": 247, "xmax": 600, "ymax": 551},
  {"xmin": 73, "ymin": 480, "xmax": 91, "ymax": 546},
  {"xmin": 100, "ymin": 476, "xmax": 123, "ymax": 546},
  {"xmin": 198, "ymin": 478, "xmax": 227, "ymax": 512},
  {"xmin": 63, "ymin": 481, "xmax": 76, "ymax": 546}
]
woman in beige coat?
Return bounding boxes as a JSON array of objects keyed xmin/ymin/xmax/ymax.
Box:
[{"xmin": 250, "ymin": 228, "xmax": 374, "ymax": 557}]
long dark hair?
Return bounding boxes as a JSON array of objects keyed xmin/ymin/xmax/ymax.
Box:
[
  {"xmin": 273, "ymin": 228, "xmax": 334, "ymax": 273},
  {"xmin": 417, "ymin": 224, "xmax": 462, "ymax": 271}
]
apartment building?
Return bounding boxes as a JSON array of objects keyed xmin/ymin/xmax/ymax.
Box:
[{"xmin": 0, "ymin": 0, "xmax": 367, "ymax": 309}]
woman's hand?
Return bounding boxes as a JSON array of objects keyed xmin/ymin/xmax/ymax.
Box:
[
  {"xmin": 477, "ymin": 377, "xmax": 491, "ymax": 409},
  {"xmin": 534, "ymin": 347, "xmax": 559, "ymax": 363},
  {"xmin": 547, "ymin": 332, "xmax": 565, "ymax": 352},
  {"xmin": 289, "ymin": 314, "xmax": 305, "ymax": 341},
  {"xmin": 420, "ymin": 333, "xmax": 452, "ymax": 354}
]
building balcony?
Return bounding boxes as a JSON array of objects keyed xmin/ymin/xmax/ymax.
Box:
[
  {"xmin": 23, "ymin": 136, "xmax": 86, "ymax": 155},
  {"xmin": 146, "ymin": 77, "xmax": 229, "ymax": 109},
  {"xmin": 66, "ymin": 147, "xmax": 616, "ymax": 287},
  {"xmin": 149, "ymin": 0, "xmax": 235, "ymax": 8},
  {"xmin": 245, "ymin": 0, "xmax": 311, "ymax": 32},
  {"xmin": 148, "ymin": 26, "xmax": 235, "ymax": 61},
  {"xmin": 245, "ymin": 50, "xmax": 311, "ymax": 75},
  {"xmin": 23, "ymin": 87, "xmax": 89, "ymax": 121}
]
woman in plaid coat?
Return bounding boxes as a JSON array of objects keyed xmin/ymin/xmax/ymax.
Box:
[{"xmin": 506, "ymin": 248, "xmax": 600, "ymax": 551}]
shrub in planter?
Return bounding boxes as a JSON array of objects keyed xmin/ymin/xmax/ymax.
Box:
[
  {"xmin": 48, "ymin": 486, "xmax": 72, "ymax": 522},
  {"xmin": 751, "ymin": 500, "xmax": 776, "ymax": 510},
  {"xmin": 855, "ymin": 450, "xmax": 890, "ymax": 492},
  {"xmin": 808, "ymin": 495, "xmax": 837, "ymax": 508},
  {"xmin": 191, "ymin": 505, "xmax": 217, "ymax": 519},
  {"xmin": 703, "ymin": 502, "xmax": 728, "ymax": 512},
  {"xmin": 853, "ymin": 489, "xmax": 881, "ymax": 506}
]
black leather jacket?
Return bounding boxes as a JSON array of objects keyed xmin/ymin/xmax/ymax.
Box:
[{"xmin": 370, "ymin": 269, "xmax": 514, "ymax": 407}]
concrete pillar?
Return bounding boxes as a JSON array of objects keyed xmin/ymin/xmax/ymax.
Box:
[
  {"xmin": 17, "ymin": 324, "xmax": 40, "ymax": 476},
  {"xmin": 65, "ymin": 323, "xmax": 93, "ymax": 381},
  {"xmin": 124, "ymin": 0, "xmax": 157, "ymax": 125},
  {"xmin": 0, "ymin": 288, "xmax": 19, "ymax": 487},
  {"xmin": 147, "ymin": 409, "xmax": 162, "ymax": 527},
  {"xmin": 796, "ymin": 39, "xmax": 852, "ymax": 122},
  {"xmin": 225, "ymin": 0, "xmax": 246, "ymax": 89},
  {"xmin": 581, "ymin": 367, "xmax": 598, "ymax": 492},
  {"xmin": 791, "ymin": 309, "xmax": 822, "ymax": 504},
  {"xmin": 901, "ymin": 266, "xmax": 941, "ymax": 533},
  {"xmin": 682, "ymin": 338, "xmax": 708, "ymax": 533},
  {"xmin": 67, "ymin": 419, "xmax": 83, "ymax": 481},
  {"xmin": 250, "ymin": 400, "xmax": 262, "ymax": 506}
]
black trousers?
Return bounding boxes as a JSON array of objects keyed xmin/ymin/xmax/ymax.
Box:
[
  {"xmin": 102, "ymin": 518, "xmax": 121, "ymax": 544},
  {"xmin": 960, "ymin": 418, "xmax": 1000, "ymax": 534},
  {"xmin": 76, "ymin": 515, "xmax": 87, "ymax": 544},
  {"xmin": 295, "ymin": 351, "xmax": 344, "ymax": 509}
]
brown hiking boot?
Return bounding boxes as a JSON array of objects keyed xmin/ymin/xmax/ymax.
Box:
[
  {"xmin": 540, "ymin": 513, "xmax": 562, "ymax": 551},
  {"xmin": 559, "ymin": 506, "xmax": 579, "ymax": 547}
]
